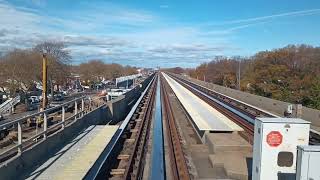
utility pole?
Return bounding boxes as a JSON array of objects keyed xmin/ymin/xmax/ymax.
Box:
[{"xmin": 42, "ymin": 53, "xmax": 48, "ymax": 110}]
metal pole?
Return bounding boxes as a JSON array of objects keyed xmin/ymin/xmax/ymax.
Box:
[
  {"xmin": 81, "ymin": 98, "xmax": 84, "ymax": 117},
  {"xmin": 43, "ymin": 112, "xmax": 47, "ymax": 139},
  {"xmin": 62, "ymin": 106, "xmax": 65, "ymax": 129},
  {"xmin": 42, "ymin": 54, "xmax": 48, "ymax": 110},
  {"xmin": 35, "ymin": 117, "xmax": 38, "ymax": 142},
  {"xmin": 74, "ymin": 101, "xmax": 78, "ymax": 120},
  {"xmin": 17, "ymin": 121, "xmax": 22, "ymax": 155}
]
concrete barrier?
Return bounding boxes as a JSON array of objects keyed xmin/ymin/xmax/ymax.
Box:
[{"xmin": 173, "ymin": 74, "xmax": 320, "ymax": 130}]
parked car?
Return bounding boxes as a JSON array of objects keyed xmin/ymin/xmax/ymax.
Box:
[
  {"xmin": 26, "ymin": 101, "xmax": 39, "ymax": 111},
  {"xmin": 53, "ymin": 94, "xmax": 64, "ymax": 101},
  {"xmin": 30, "ymin": 96, "xmax": 40, "ymax": 103},
  {"xmin": 26, "ymin": 97, "xmax": 40, "ymax": 111}
]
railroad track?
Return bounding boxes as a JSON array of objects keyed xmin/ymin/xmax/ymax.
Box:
[
  {"xmin": 106, "ymin": 73, "xmax": 192, "ymax": 179},
  {"xmin": 107, "ymin": 74, "xmax": 157, "ymax": 179},
  {"xmin": 160, "ymin": 74, "xmax": 190, "ymax": 180},
  {"xmin": 166, "ymin": 72, "xmax": 320, "ymax": 145}
]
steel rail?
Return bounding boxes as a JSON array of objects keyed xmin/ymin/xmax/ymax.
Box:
[
  {"xmin": 123, "ymin": 75, "xmax": 157, "ymax": 179},
  {"xmin": 160, "ymin": 74, "xmax": 191, "ymax": 180}
]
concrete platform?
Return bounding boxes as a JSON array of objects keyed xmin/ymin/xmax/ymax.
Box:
[
  {"xmin": 205, "ymin": 132, "xmax": 252, "ymax": 154},
  {"xmin": 206, "ymin": 132, "xmax": 252, "ymax": 180},
  {"xmin": 163, "ymin": 73, "xmax": 242, "ymax": 132},
  {"xmin": 23, "ymin": 125, "xmax": 118, "ymax": 180}
]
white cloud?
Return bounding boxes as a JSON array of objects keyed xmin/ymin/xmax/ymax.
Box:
[
  {"xmin": 148, "ymin": 44, "xmax": 226, "ymax": 53},
  {"xmin": 0, "ymin": 1, "xmax": 235, "ymax": 67},
  {"xmin": 0, "ymin": 2, "xmax": 42, "ymax": 31},
  {"xmin": 62, "ymin": 35, "xmax": 128, "ymax": 47},
  {"xmin": 223, "ymin": 8, "xmax": 320, "ymax": 25}
]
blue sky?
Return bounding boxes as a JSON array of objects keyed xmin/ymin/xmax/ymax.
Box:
[{"xmin": 0, "ymin": 0, "xmax": 320, "ymax": 67}]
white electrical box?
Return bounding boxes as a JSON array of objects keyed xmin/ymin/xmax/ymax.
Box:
[
  {"xmin": 296, "ymin": 145, "xmax": 320, "ymax": 180},
  {"xmin": 252, "ymin": 118, "xmax": 310, "ymax": 180}
]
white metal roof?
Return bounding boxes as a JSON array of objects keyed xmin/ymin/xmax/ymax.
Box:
[{"xmin": 256, "ymin": 117, "xmax": 310, "ymax": 124}]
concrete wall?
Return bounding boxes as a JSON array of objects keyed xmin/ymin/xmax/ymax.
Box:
[
  {"xmin": 0, "ymin": 105, "xmax": 108, "ymax": 180},
  {"xmin": 173, "ymin": 73, "xmax": 320, "ymax": 129}
]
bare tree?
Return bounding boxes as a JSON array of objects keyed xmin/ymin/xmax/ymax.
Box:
[
  {"xmin": 34, "ymin": 41, "xmax": 72, "ymax": 94},
  {"xmin": 34, "ymin": 41, "xmax": 71, "ymax": 64},
  {"xmin": 76, "ymin": 60, "xmax": 137, "ymax": 84},
  {"xmin": 0, "ymin": 42, "xmax": 71, "ymax": 96}
]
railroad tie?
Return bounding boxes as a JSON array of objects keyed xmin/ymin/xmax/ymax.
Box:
[
  {"xmin": 117, "ymin": 154, "xmax": 130, "ymax": 160},
  {"xmin": 126, "ymin": 138, "xmax": 135, "ymax": 143},
  {"xmin": 110, "ymin": 168, "xmax": 125, "ymax": 175}
]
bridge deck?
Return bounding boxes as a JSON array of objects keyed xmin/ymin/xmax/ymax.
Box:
[
  {"xmin": 163, "ymin": 73, "xmax": 242, "ymax": 132},
  {"xmin": 24, "ymin": 125, "xmax": 118, "ymax": 180}
]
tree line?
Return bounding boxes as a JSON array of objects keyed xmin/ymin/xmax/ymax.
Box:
[
  {"xmin": 0, "ymin": 42, "xmax": 137, "ymax": 95},
  {"xmin": 167, "ymin": 44, "xmax": 320, "ymax": 110},
  {"xmin": 73, "ymin": 60, "xmax": 137, "ymax": 86}
]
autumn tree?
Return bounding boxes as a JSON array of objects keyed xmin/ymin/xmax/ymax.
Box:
[
  {"xmin": 179, "ymin": 44, "xmax": 320, "ymax": 110},
  {"xmin": 0, "ymin": 49, "xmax": 42, "ymax": 95}
]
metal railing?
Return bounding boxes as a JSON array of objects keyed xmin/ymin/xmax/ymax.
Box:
[
  {"xmin": 0, "ymin": 96, "xmax": 95, "ymax": 159},
  {"xmin": 0, "ymin": 96, "xmax": 21, "ymax": 115}
]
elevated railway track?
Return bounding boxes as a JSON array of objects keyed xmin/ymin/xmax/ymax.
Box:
[
  {"xmin": 1, "ymin": 72, "xmax": 319, "ymax": 179},
  {"xmin": 101, "ymin": 74, "xmax": 191, "ymax": 180}
]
